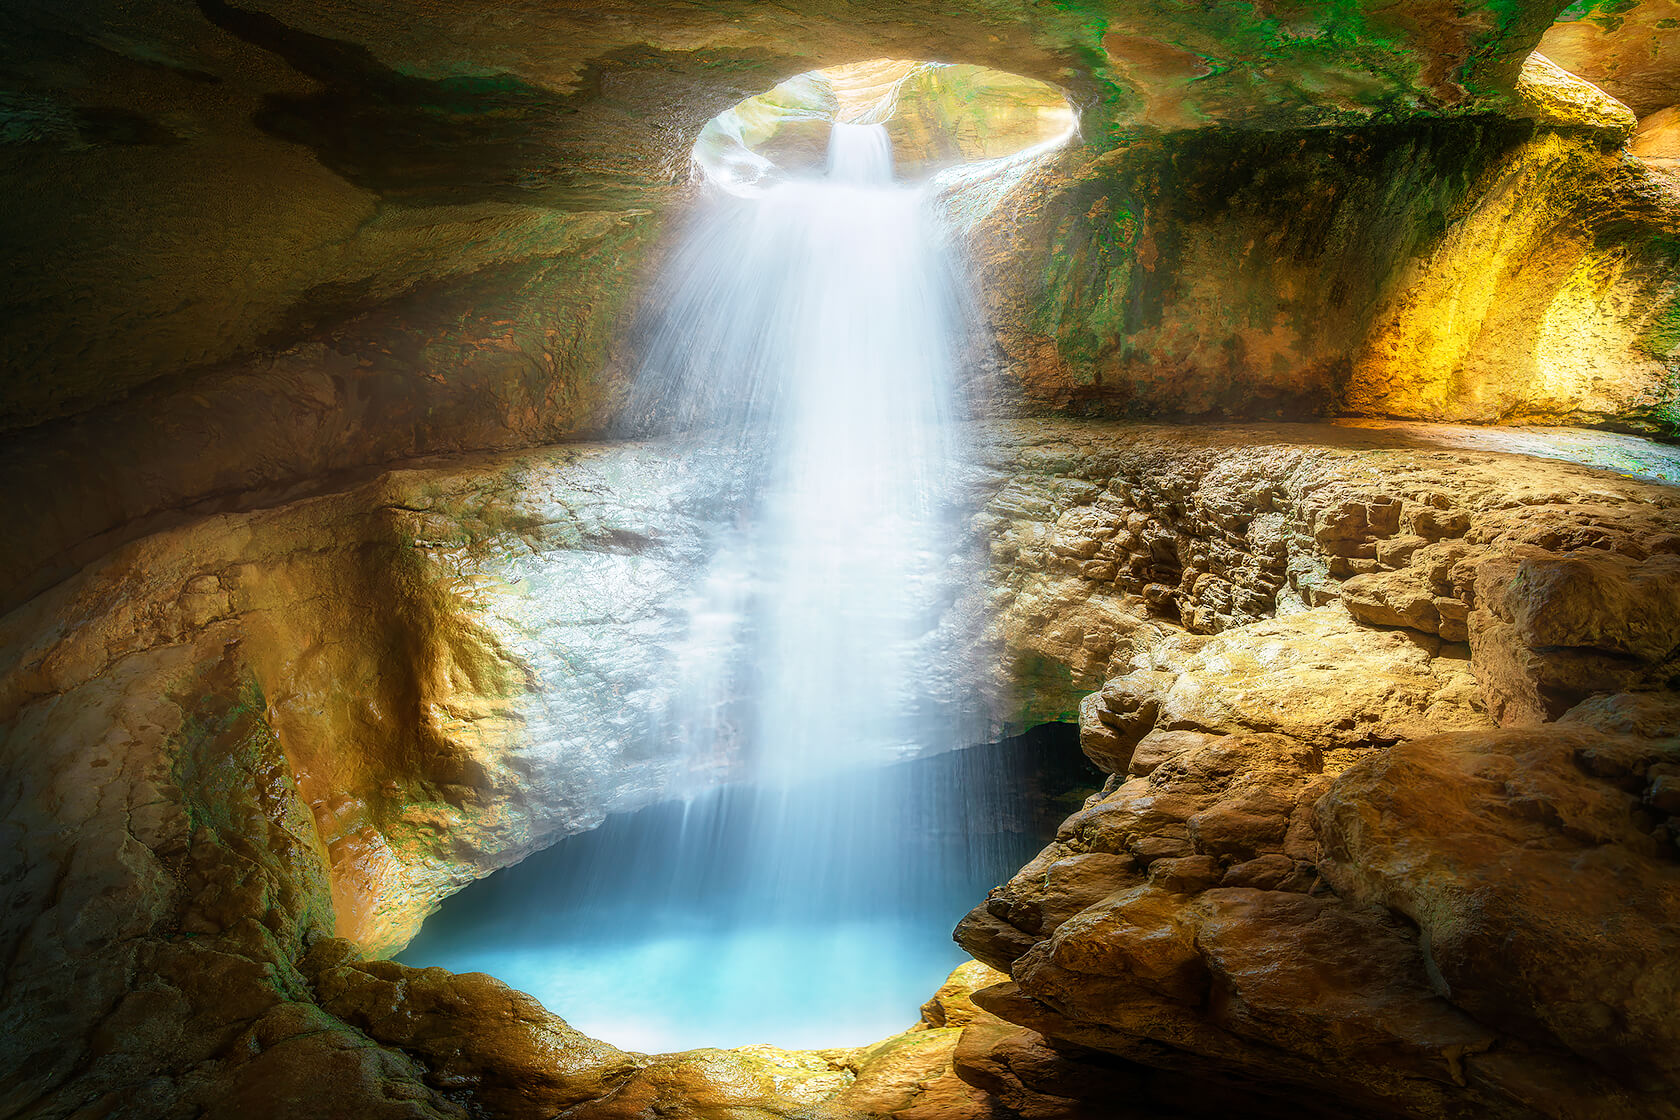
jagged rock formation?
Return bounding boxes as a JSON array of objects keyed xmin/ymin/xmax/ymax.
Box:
[
  {"xmin": 0, "ymin": 0, "xmax": 1565, "ymax": 429},
  {"xmin": 4, "ymin": 0, "xmax": 1678, "ymax": 624},
  {"xmin": 3, "ymin": 1, "xmax": 1680, "ymax": 1117},
  {"xmin": 954, "ymin": 424, "xmax": 1680, "ymax": 1120},
  {"xmin": 3, "ymin": 418, "xmax": 1676, "ymax": 1117},
  {"xmin": 955, "ymin": 54, "xmax": 1678, "ymax": 430}
]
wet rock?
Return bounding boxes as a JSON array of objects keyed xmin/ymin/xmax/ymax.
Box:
[
  {"xmin": 1510, "ymin": 53, "xmax": 1638, "ymax": 140},
  {"xmin": 966, "ymin": 653, "xmax": 1680, "ymax": 1116},
  {"xmin": 920, "ymin": 960, "xmax": 1011, "ymax": 1030},
  {"xmin": 306, "ymin": 945, "xmax": 640, "ymax": 1117},
  {"xmin": 6, "ymin": 418, "xmax": 1680, "ymax": 1118}
]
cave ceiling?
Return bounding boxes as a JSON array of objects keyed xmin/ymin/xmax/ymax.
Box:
[{"xmin": 0, "ymin": 0, "xmax": 1599, "ymax": 430}]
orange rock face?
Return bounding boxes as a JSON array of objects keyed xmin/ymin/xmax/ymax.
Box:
[{"xmin": 952, "ymin": 426, "xmax": 1680, "ymax": 1118}]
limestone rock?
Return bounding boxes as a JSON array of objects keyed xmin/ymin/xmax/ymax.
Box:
[
  {"xmin": 1510, "ymin": 53, "xmax": 1637, "ymax": 141},
  {"xmin": 306, "ymin": 944, "xmax": 640, "ymax": 1117},
  {"xmin": 963, "ymin": 122, "xmax": 1680, "ymax": 435},
  {"xmin": 1315, "ymin": 726, "xmax": 1680, "ymax": 1094}
]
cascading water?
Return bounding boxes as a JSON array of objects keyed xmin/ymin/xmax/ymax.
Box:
[
  {"xmin": 400, "ymin": 121, "xmax": 1075, "ymax": 1051},
  {"xmin": 664, "ymin": 121, "xmax": 963, "ymax": 789}
]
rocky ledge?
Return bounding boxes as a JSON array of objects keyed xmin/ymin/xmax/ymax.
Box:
[
  {"xmin": 954, "ymin": 424, "xmax": 1680, "ymax": 1119},
  {"xmin": 2, "ymin": 420, "xmax": 1677, "ymax": 1118}
]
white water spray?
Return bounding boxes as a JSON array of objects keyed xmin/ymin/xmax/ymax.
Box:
[
  {"xmin": 403, "ymin": 121, "xmax": 1042, "ymax": 1052},
  {"xmin": 651, "ymin": 121, "xmax": 969, "ymax": 791}
]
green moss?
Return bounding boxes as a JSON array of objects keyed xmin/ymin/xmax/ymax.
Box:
[
  {"xmin": 1555, "ymin": 0, "xmax": 1641, "ymax": 25},
  {"xmin": 168, "ymin": 661, "xmax": 336, "ymax": 956},
  {"xmin": 1017, "ymin": 119, "xmax": 1523, "ymax": 416},
  {"xmin": 1640, "ymin": 292, "xmax": 1680, "ymax": 359},
  {"xmin": 1004, "ymin": 653, "xmax": 1082, "ymax": 728}
]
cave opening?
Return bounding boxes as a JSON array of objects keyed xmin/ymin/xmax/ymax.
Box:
[{"xmin": 397, "ymin": 61, "xmax": 1085, "ymax": 1051}]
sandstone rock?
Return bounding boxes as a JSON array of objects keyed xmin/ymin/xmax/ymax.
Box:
[
  {"xmin": 1510, "ymin": 53, "xmax": 1638, "ymax": 140},
  {"xmin": 1537, "ymin": 3, "xmax": 1680, "ymax": 117},
  {"xmin": 1136, "ymin": 608, "xmax": 1492, "ymax": 750},
  {"xmin": 961, "ymin": 463, "xmax": 1680, "ymax": 1118},
  {"xmin": 1561, "ymin": 689, "xmax": 1680, "ymax": 738},
  {"xmin": 1468, "ymin": 548, "xmax": 1680, "ymax": 724},
  {"xmin": 556, "ymin": 1046, "xmax": 853, "ymax": 1120},
  {"xmin": 1475, "ymin": 549, "xmax": 1680, "ymax": 662},
  {"xmin": 968, "ymin": 119, "xmax": 1680, "ymax": 437},
  {"xmin": 950, "ymin": 1011, "xmax": 1147, "ymax": 1120},
  {"xmin": 962, "ymin": 723, "xmax": 1334, "ymax": 977},
  {"xmin": 7, "ymin": 418, "xmax": 1680, "ymax": 1119},
  {"xmin": 1634, "ymin": 105, "xmax": 1680, "ymax": 169},
  {"xmin": 919, "ymin": 961, "xmax": 1011, "ymax": 1030},
  {"xmin": 1127, "ymin": 730, "xmax": 1214, "ymax": 778},
  {"xmin": 307, "ymin": 946, "xmax": 640, "ymax": 1117},
  {"xmin": 1316, "ymin": 726, "xmax": 1680, "ymax": 1093},
  {"xmin": 1218, "ymin": 853, "xmax": 1313, "ymax": 892},
  {"xmin": 1341, "ymin": 567, "xmax": 1443, "ymax": 634},
  {"xmin": 1145, "ymin": 854, "xmax": 1223, "ymax": 895}
]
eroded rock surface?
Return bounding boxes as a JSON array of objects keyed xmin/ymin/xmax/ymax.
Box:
[
  {"xmin": 953, "ymin": 427, "xmax": 1680, "ymax": 1119},
  {"xmin": 0, "ymin": 0, "xmax": 1572, "ymax": 432},
  {"xmin": 6, "ymin": 0, "xmax": 1678, "ymax": 630},
  {"xmin": 957, "ymin": 107, "xmax": 1680, "ymax": 434},
  {"xmin": 4, "ymin": 419, "xmax": 1679, "ymax": 1118}
]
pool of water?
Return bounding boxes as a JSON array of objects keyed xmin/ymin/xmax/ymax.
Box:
[
  {"xmin": 398, "ymin": 726, "xmax": 1093, "ymax": 1053},
  {"xmin": 404, "ymin": 914, "xmax": 979, "ymax": 1052}
]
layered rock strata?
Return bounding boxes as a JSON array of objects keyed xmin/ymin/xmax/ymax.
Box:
[
  {"xmin": 955, "ymin": 424, "xmax": 1680, "ymax": 1118},
  {"xmin": 7, "ymin": 6, "xmax": 1679, "ymax": 624},
  {"xmin": 4, "ymin": 419, "xmax": 1677, "ymax": 1117}
]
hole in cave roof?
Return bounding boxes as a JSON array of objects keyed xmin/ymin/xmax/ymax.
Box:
[{"xmin": 692, "ymin": 58, "xmax": 1077, "ymax": 194}]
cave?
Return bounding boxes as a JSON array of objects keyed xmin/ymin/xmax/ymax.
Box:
[{"xmin": 2, "ymin": 3, "xmax": 1678, "ymax": 1120}]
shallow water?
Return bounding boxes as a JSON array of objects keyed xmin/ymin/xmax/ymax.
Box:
[
  {"xmin": 410, "ymin": 913, "xmax": 980, "ymax": 1052},
  {"xmin": 400, "ymin": 729, "xmax": 1093, "ymax": 1052}
]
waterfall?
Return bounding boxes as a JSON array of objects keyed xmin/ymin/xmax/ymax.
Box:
[
  {"xmin": 402, "ymin": 122, "xmax": 1047, "ymax": 1052},
  {"xmin": 660, "ymin": 120, "xmax": 963, "ymax": 790}
]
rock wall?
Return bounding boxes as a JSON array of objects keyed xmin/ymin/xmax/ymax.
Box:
[
  {"xmin": 952, "ymin": 423, "xmax": 1680, "ymax": 1119},
  {"xmin": 4, "ymin": 418, "xmax": 1676, "ymax": 1117},
  {"xmin": 3, "ymin": 1, "xmax": 1679, "ymax": 1112},
  {"xmin": 1537, "ymin": 0, "xmax": 1680, "ymax": 117},
  {"xmin": 0, "ymin": 0, "xmax": 1568, "ymax": 432},
  {"xmin": 10, "ymin": 0, "xmax": 1677, "ymax": 620},
  {"xmin": 956, "ymin": 61, "xmax": 1680, "ymax": 432}
]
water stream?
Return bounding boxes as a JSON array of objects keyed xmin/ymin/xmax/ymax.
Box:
[{"xmin": 401, "ymin": 122, "xmax": 1048, "ymax": 1052}]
